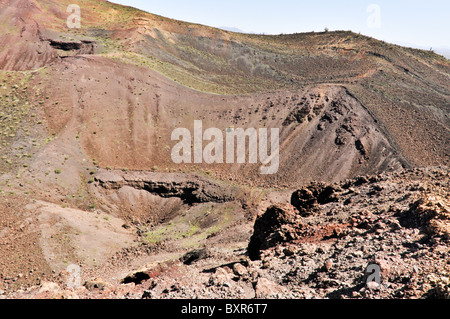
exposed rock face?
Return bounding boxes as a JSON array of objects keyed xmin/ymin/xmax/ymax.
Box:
[
  {"xmin": 95, "ymin": 170, "xmax": 237, "ymax": 204},
  {"xmin": 46, "ymin": 39, "xmax": 97, "ymax": 56}
]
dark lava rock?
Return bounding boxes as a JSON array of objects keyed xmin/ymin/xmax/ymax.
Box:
[
  {"xmin": 181, "ymin": 248, "xmax": 211, "ymax": 265},
  {"xmin": 248, "ymin": 204, "xmax": 302, "ymax": 260},
  {"xmin": 291, "ymin": 183, "xmax": 340, "ymax": 216}
]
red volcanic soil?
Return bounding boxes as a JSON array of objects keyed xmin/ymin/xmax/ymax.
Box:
[
  {"xmin": 0, "ymin": 0, "xmax": 448, "ymax": 299},
  {"xmin": 30, "ymin": 55, "xmax": 409, "ymax": 189}
]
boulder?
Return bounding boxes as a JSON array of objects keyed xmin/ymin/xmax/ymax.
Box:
[{"xmin": 248, "ymin": 204, "xmax": 301, "ymax": 260}]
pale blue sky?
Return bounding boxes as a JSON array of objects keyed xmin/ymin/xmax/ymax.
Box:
[{"xmin": 111, "ymin": 0, "xmax": 449, "ymax": 50}]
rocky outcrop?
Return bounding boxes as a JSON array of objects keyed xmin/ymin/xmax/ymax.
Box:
[
  {"xmin": 291, "ymin": 183, "xmax": 341, "ymax": 216},
  {"xmin": 401, "ymin": 195, "xmax": 450, "ymax": 240},
  {"xmin": 95, "ymin": 170, "xmax": 237, "ymax": 204},
  {"xmin": 248, "ymin": 204, "xmax": 303, "ymax": 260},
  {"xmin": 46, "ymin": 39, "xmax": 97, "ymax": 56},
  {"xmin": 245, "ymin": 167, "xmax": 450, "ymax": 299},
  {"xmin": 180, "ymin": 248, "xmax": 211, "ymax": 265}
]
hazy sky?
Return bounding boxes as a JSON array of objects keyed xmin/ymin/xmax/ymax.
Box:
[{"xmin": 111, "ymin": 0, "xmax": 449, "ymax": 50}]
